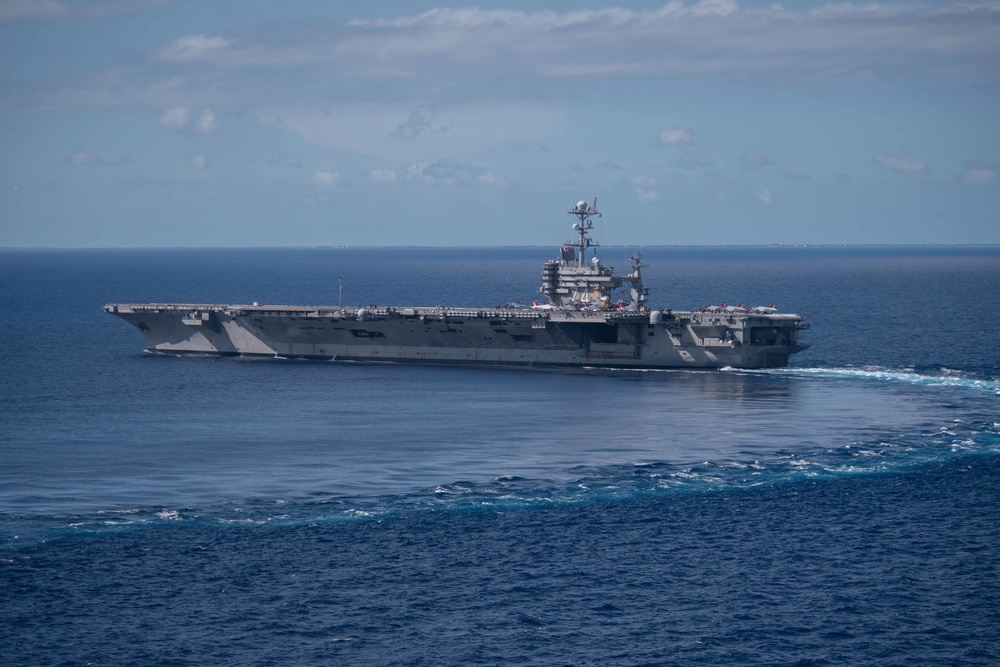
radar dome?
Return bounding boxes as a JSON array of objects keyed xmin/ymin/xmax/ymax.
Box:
[{"xmin": 575, "ymin": 200, "xmax": 587, "ymax": 212}]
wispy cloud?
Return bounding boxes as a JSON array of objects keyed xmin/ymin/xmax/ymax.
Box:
[
  {"xmin": 189, "ymin": 153, "xmax": 211, "ymax": 169},
  {"xmin": 16, "ymin": 1, "xmax": 1000, "ymax": 111},
  {"xmin": 158, "ymin": 107, "xmax": 221, "ymax": 134},
  {"xmin": 158, "ymin": 106, "xmax": 190, "ymax": 130},
  {"xmin": 196, "ymin": 109, "xmax": 220, "ymax": 134},
  {"xmin": 739, "ymin": 150, "xmax": 775, "ymax": 170},
  {"xmin": 0, "ymin": 0, "xmax": 167, "ymax": 23},
  {"xmin": 64, "ymin": 149, "xmax": 132, "ymax": 166},
  {"xmin": 155, "ymin": 34, "xmax": 232, "ymax": 63},
  {"xmin": 390, "ymin": 109, "xmax": 443, "ymax": 140},
  {"xmin": 756, "ymin": 188, "xmax": 773, "ymax": 205},
  {"xmin": 406, "ymin": 159, "xmax": 506, "ymax": 186},
  {"xmin": 872, "ymin": 153, "xmax": 928, "ymax": 174},
  {"xmin": 675, "ymin": 152, "xmax": 715, "ymax": 170},
  {"xmin": 0, "ymin": 0, "xmax": 70, "ymax": 22},
  {"xmin": 628, "ymin": 175, "xmax": 662, "ymax": 187},
  {"xmin": 635, "ymin": 188, "xmax": 659, "ymax": 204},
  {"xmin": 656, "ymin": 124, "xmax": 694, "ymax": 147},
  {"xmin": 249, "ymin": 104, "xmax": 563, "ymax": 162},
  {"xmin": 307, "ymin": 171, "xmax": 341, "ymax": 186},
  {"xmin": 335, "ymin": 2, "xmax": 1000, "ymax": 82},
  {"xmin": 67, "ymin": 149, "xmax": 93, "ymax": 166},
  {"xmin": 368, "ymin": 168, "xmax": 397, "ymax": 183},
  {"xmin": 962, "ymin": 160, "xmax": 999, "ymax": 185},
  {"xmin": 266, "ymin": 150, "xmax": 302, "ymax": 168}
]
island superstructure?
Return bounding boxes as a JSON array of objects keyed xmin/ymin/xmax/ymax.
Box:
[{"xmin": 105, "ymin": 199, "xmax": 809, "ymax": 369}]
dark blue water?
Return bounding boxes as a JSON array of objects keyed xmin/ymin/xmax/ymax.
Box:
[{"xmin": 2, "ymin": 246, "xmax": 999, "ymax": 665}]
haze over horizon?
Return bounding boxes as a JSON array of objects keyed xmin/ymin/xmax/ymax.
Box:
[{"xmin": 2, "ymin": 0, "xmax": 999, "ymax": 248}]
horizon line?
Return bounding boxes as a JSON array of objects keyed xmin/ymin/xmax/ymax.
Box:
[{"xmin": 3, "ymin": 243, "xmax": 1000, "ymax": 251}]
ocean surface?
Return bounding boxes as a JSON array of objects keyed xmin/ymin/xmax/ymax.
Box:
[{"xmin": 2, "ymin": 245, "xmax": 999, "ymax": 665}]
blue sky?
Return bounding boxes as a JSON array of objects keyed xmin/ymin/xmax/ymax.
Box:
[{"xmin": 1, "ymin": 0, "xmax": 999, "ymax": 247}]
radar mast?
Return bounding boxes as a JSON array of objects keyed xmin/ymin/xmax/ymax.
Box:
[{"xmin": 567, "ymin": 197, "xmax": 600, "ymax": 268}]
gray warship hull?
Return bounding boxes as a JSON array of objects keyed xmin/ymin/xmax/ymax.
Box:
[
  {"xmin": 104, "ymin": 303, "xmax": 808, "ymax": 369},
  {"xmin": 106, "ymin": 198, "xmax": 809, "ymax": 368}
]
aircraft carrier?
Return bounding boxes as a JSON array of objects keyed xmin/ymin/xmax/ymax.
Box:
[{"xmin": 105, "ymin": 199, "xmax": 809, "ymax": 369}]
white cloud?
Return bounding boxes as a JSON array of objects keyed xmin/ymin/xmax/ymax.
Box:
[
  {"xmin": 64, "ymin": 149, "xmax": 132, "ymax": 166},
  {"xmin": 190, "ymin": 153, "xmax": 211, "ymax": 169},
  {"xmin": 476, "ymin": 172, "xmax": 507, "ymax": 186},
  {"xmin": 335, "ymin": 2, "xmax": 1000, "ymax": 82},
  {"xmin": 757, "ymin": 188, "xmax": 773, "ymax": 205},
  {"xmin": 635, "ymin": 188, "xmax": 659, "ymax": 204},
  {"xmin": 406, "ymin": 159, "xmax": 506, "ymax": 186},
  {"xmin": 656, "ymin": 124, "xmax": 693, "ymax": 147},
  {"xmin": 158, "ymin": 107, "xmax": 221, "ymax": 134},
  {"xmin": 15, "ymin": 2, "xmax": 1000, "ymax": 112},
  {"xmin": 308, "ymin": 171, "xmax": 341, "ymax": 186},
  {"xmin": 197, "ymin": 109, "xmax": 220, "ymax": 134},
  {"xmin": 0, "ymin": 0, "xmax": 70, "ymax": 22},
  {"xmin": 1, "ymin": 0, "xmax": 170, "ymax": 23},
  {"xmin": 70, "ymin": 149, "xmax": 91, "ymax": 166},
  {"xmin": 629, "ymin": 175, "xmax": 659, "ymax": 187},
  {"xmin": 155, "ymin": 34, "xmax": 232, "ymax": 63},
  {"xmin": 962, "ymin": 161, "xmax": 999, "ymax": 185},
  {"xmin": 368, "ymin": 168, "xmax": 397, "ymax": 183},
  {"xmin": 963, "ymin": 169, "xmax": 995, "ymax": 185},
  {"xmin": 739, "ymin": 150, "xmax": 775, "ymax": 170},
  {"xmin": 872, "ymin": 153, "xmax": 928, "ymax": 174},
  {"xmin": 692, "ymin": 0, "xmax": 738, "ymax": 17},
  {"xmin": 159, "ymin": 106, "xmax": 190, "ymax": 130}
]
